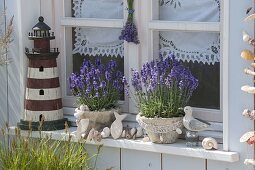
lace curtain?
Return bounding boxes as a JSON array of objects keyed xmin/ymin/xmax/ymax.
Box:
[
  {"xmin": 72, "ymin": 0, "xmax": 220, "ymax": 64},
  {"xmin": 73, "ymin": 0, "xmax": 124, "ymax": 57},
  {"xmin": 159, "ymin": 0, "xmax": 220, "ymax": 64}
]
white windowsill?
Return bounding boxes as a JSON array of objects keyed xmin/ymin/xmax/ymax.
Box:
[{"xmin": 8, "ymin": 127, "xmax": 238, "ymax": 163}]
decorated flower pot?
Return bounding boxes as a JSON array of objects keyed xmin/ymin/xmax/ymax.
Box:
[
  {"xmin": 136, "ymin": 113, "xmax": 183, "ymax": 144},
  {"xmin": 74, "ymin": 106, "xmax": 120, "ymax": 131}
]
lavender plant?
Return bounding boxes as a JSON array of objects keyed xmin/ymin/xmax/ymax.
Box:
[
  {"xmin": 69, "ymin": 58, "xmax": 124, "ymax": 111},
  {"xmin": 124, "ymin": 54, "xmax": 198, "ymax": 118},
  {"xmin": 119, "ymin": 0, "xmax": 139, "ymax": 44}
]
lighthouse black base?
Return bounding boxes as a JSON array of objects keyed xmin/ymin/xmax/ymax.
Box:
[{"xmin": 17, "ymin": 118, "xmax": 70, "ymax": 131}]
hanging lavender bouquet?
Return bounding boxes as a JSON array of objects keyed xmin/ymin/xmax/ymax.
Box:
[
  {"xmin": 123, "ymin": 54, "xmax": 198, "ymax": 118},
  {"xmin": 119, "ymin": 0, "xmax": 139, "ymax": 44},
  {"xmin": 69, "ymin": 58, "xmax": 124, "ymax": 111}
]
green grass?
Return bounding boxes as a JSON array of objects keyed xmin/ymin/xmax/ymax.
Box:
[{"xmin": 0, "ymin": 127, "xmax": 101, "ymax": 170}]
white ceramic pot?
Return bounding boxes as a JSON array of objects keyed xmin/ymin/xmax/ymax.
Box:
[{"xmin": 136, "ymin": 113, "xmax": 183, "ymax": 144}]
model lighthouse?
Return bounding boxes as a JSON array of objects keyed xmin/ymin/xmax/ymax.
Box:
[{"xmin": 18, "ymin": 16, "xmax": 68, "ymax": 131}]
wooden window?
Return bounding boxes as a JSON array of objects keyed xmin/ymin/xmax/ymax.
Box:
[{"xmin": 55, "ymin": 0, "xmax": 229, "ymax": 149}]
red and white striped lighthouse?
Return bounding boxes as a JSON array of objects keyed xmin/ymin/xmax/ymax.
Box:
[{"xmin": 18, "ymin": 16, "xmax": 68, "ymax": 131}]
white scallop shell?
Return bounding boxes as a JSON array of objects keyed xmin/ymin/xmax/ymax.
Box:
[
  {"xmin": 121, "ymin": 130, "xmax": 126, "ymax": 138},
  {"xmin": 202, "ymin": 137, "xmax": 218, "ymax": 150},
  {"xmin": 130, "ymin": 128, "xmax": 137, "ymax": 137},
  {"xmin": 101, "ymin": 127, "xmax": 111, "ymax": 138},
  {"xmin": 136, "ymin": 127, "xmax": 143, "ymax": 138},
  {"xmin": 142, "ymin": 136, "xmax": 150, "ymax": 142}
]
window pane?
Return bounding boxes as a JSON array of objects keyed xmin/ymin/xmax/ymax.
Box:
[
  {"xmin": 65, "ymin": 27, "xmax": 124, "ymax": 100},
  {"xmin": 159, "ymin": 31, "xmax": 220, "ymax": 109},
  {"xmin": 159, "ymin": 0, "xmax": 220, "ymax": 22},
  {"xmin": 70, "ymin": 0, "xmax": 123, "ymax": 19}
]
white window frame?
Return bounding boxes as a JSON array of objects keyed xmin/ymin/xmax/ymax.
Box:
[
  {"xmin": 54, "ymin": 0, "xmax": 140, "ymax": 115},
  {"xmin": 53, "ymin": 0, "xmax": 230, "ymax": 151}
]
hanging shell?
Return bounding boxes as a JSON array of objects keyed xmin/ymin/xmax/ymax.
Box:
[
  {"xmin": 101, "ymin": 127, "xmax": 111, "ymax": 138},
  {"xmin": 245, "ymin": 13, "xmax": 255, "ymax": 21},
  {"xmin": 241, "ymin": 50, "xmax": 255, "ymax": 60},
  {"xmin": 244, "ymin": 68, "xmax": 255, "ymax": 76},
  {"xmin": 244, "ymin": 159, "xmax": 255, "ymax": 166},
  {"xmin": 242, "ymin": 109, "xmax": 255, "ymax": 120},
  {"xmin": 240, "ymin": 131, "xmax": 255, "ymax": 145},
  {"xmin": 202, "ymin": 137, "xmax": 218, "ymax": 150},
  {"xmin": 136, "ymin": 127, "xmax": 144, "ymax": 138},
  {"xmin": 243, "ymin": 31, "xmax": 250, "ymax": 42},
  {"xmin": 241, "ymin": 85, "xmax": 255, "ymax": 94}
]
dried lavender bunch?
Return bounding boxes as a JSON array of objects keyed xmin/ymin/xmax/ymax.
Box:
[
  {"xmin": 123, "ymin": 54, "xmax": 199, "ymax": 118},
  {"xmin": 119, "ymin": 0, "xmax": 139, "ymax": 44},
  {"xmin": 0, "ymin": 12, "xmax": 13, "ymax": 66},
  {"xmin": 69, "ymin": 58, "xmax": 124, "ymax": 111}
]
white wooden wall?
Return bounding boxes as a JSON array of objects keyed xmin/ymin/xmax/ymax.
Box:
[{"xmin": 0, "ymin": 0, "xmax": 254, "ymax": 170}]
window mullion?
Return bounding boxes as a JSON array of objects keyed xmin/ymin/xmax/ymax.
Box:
[
  {"xmin": 149, "ymin": 21, "xmax": 220, "ymax": 32},
  {"xmin": 61, "ymin": 17, "xmax": 124, "ymax": 28}
]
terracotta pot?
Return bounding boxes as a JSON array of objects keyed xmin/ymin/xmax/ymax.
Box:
[{"xmin": 136, "ymin": 113, "xmax": 183, "ymax": 144}]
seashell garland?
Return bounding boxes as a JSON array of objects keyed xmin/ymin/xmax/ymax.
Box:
[
  {"xmin": 241, "ymin": 50, "xmax": 255, "ymax": 60},
  {"xmin": 242, "ymin": 109, "xmax": 255, "ymax": 120},
  {"xmin": 202, "ymin": 137, "xmax": 218, "ymax": 150}
]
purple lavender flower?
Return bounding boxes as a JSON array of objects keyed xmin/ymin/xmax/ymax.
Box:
[
  {"xmin": 119, "ymin": 21, "xmax": 139, "ymax": 44},
  {"xmin": 124, "ymin": 53, "xmax": 199, "ymax": 118},
  {"xmin": 69, "ymin": 58, "xmax": 124, "ymax": 111}
]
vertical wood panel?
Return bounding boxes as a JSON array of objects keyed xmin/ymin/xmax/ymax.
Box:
[
  {"xmin": 85, "ymin": 145, "xmax": 120, "ymax": 170},
  {"xmin": 162, "ymin": 154, "xmax": 205, "ymax": 170},
  {"xmin": 207, "ymin": 160, "xmax": 253, "ymax": 170},
  {"xmin": 121, "ymin": 149, "xmax": 161, "ymax": 170}
]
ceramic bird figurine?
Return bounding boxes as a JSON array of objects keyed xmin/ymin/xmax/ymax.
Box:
[
  {"xmin": 110, "ymin": 112, "xmax": 127, "ymax": 139},
  {"xmin": 183, "ymin": 106, "xmax": 211, "ymax": 132},
  {"xmin": 183, "ymin": 106, "xmax": 211, "ymax": 147}
]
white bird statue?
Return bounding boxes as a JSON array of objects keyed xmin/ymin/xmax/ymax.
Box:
[
  {"xmin": 183, "ymin": 106, "xmax": 211, "ymax": 132},
  {"xmin": 183, "ymin": 106, "xmax": 211, "ymax": 147}
]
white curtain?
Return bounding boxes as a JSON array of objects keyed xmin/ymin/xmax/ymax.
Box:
[
  {"xmin": 72, "ymin": 0, "xmax": 124, "ymax": 57},
  {"xmin": 159, "ymin": 0, "xmax": 220, "ymax": 64}
]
